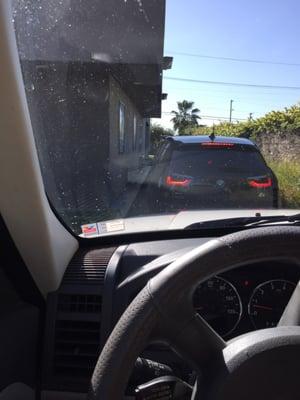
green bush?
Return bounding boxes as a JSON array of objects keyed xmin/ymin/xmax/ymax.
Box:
[
  {"xmin": 268, "ymin": 161, "xmax": 300, "ymax": 208},
  {"xmin": 191, "ymin": 104, "xmax": 300, "ymax": 140},
  {"xmin": 150, "ymin": 123, "xmax": 174, "ymax": 152},
  {"xmin": 190, "ymin": 121, "xmax": 253, "ymax": 137}
]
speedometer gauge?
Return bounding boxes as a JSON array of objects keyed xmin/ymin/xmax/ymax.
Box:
[
  {"xmin": 248, "ymin": 279, "xmax": 296, "ymax": 329},
  {"xmin": 194, "ymin": 276, "xmax": 242, "ymax": 337}
]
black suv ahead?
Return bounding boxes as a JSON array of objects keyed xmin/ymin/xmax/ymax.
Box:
[{"xmin": 146, "ymin": 135, "xmax": 278, "ymax": 212}]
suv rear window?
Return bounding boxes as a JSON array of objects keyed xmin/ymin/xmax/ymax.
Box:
[{"xmin": 169, "ymin": 145, "xmax": 268, "ymax": 177}]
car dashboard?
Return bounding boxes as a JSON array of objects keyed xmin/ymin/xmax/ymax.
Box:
[{"xmin": 42, "ymin": 235, "xmax": 300, "ymax": 396}]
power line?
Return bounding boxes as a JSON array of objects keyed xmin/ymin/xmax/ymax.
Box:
[
  {"xmin": 167, "ymin": 50, "xmax": 300, "ymax": 67},
  {"xmin": 164, "ymin": 76, "xmax": 300, "ymax": 91},
  {"xmin": 163, "ymin": 91, "xmax": 299, "ymax": 108},
  {"xmin": 189, "ymin": 105, "xmax": 261, "ymax": 113},
  {"xmin": 202, "ymin": 115, "xmax": 247, "ymax": 121},
  {"xmin": 165, "ymin": 85, "xmax": 300, "ymax": 97},
  {"xmin": 161, "ymin": 111, "xmax": 247, "ymax": 121}
]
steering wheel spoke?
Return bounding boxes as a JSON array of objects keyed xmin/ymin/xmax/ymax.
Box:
[
  {"xmin": 278, "ymin": 280, "xmax": 300, "ymax": 326},
  {"xmin": 160, "ymin": 310, "xmax": 226, "ymax": 371}
]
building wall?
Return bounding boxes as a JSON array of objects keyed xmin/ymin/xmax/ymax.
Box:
[
  {"xmin": 255, "ymin": 131, "xmax": 300, "ymax": 162},
  {"xmin": 108, "ymin": 75, "xmax": 147, "ymax": 193},
  {"xmin": 21, "ymin": 62, "xmax": 156, "ymax": 230},
  {"xmin": 22, "ymin": 61, "xmax": 112, "ymax": 227}
]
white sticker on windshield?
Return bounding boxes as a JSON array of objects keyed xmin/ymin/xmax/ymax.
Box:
[
  {"xmin": 81, "ymin": 223, "xmax": 99, "ymax": 237},
  {"xmin": 98, "ymin": 219, "xmax": 125, "ymax": 234}
]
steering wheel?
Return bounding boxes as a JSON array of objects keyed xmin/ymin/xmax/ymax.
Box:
[{"xmin": 88, "ymin": 227, "xmax": 300, "ymax": 399}]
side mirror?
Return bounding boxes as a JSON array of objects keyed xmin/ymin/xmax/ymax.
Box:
[{"xmin": 140, "ymin": 154, "xmax": 155, "ymax": 167}]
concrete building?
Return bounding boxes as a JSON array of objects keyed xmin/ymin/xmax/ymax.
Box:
[{"xmin": 13, "ymin": 0, "xmax": 171, "ymax": 230}]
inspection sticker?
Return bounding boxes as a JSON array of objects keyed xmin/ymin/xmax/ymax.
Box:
[
  {"xmin": 81, "ymin": 223, "xmax": 99, "ymax": 237},
  {"xmin": 97, "ymin": 219, "xmax": 125, "ymax": 234}
]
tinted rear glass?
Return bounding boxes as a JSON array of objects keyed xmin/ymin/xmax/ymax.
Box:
[{"xmin": 169, "ymin": 145, "xmax": 268, "ymax": 177}]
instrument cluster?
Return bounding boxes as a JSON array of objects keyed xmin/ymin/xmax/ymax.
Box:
[{"xmin": 193, "ymin": 262, "xmax": 299, "ymax": 339}]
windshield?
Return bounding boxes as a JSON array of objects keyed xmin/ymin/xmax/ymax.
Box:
[{"xmin": 12, "ymin": 0, "xmax": 300, "ymax": 237}]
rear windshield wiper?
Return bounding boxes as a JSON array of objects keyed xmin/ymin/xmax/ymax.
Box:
[{"xmin": 185, "ymin": 213, "xmax": 300, "ymax": 230}]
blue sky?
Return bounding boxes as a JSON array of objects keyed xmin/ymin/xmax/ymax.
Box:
[{"xmin": 156, "ymin": 0, "xmax": 300, "ymax": 129}]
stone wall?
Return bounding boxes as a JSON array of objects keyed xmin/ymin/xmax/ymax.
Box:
[{"xmin": 255, "ymin": 131, "xmax": 300, "ymax": 162}]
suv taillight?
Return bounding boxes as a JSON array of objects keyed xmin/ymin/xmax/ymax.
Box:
[
  {"xmin": 166, "ymin": 175, "xmax": 192, "ymax": 187},
  {"xmin": 248, "ymin": 176, "xmax": 272, "ymax": 188}
]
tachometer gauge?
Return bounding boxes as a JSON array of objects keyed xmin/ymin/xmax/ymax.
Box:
[
  {"xmin": 194, "ymin": 276, "xmax": 242, "ymax": 337},
  {"xmin": 248, "ymin": 279, "xmax": 296, "ymax": 329}
]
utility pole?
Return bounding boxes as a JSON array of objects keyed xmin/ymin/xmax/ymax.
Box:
[{"xmin": 229, "ymin": 100, "xmax": 234, "ymax": 123}]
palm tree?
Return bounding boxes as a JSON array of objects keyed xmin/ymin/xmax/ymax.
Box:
[{"xmin": 170, "ymin": 100, "xmax": 201, "ymax": 134}]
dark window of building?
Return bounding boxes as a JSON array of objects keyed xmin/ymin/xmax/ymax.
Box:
[
  {"xmin": 119, "ymin": 102, "xmax": 125, "ymax": 154},
  {"xmin": 138, "ymin": 120, "xmax": 144, "ymax": 152},
  {"xmin": 133, "ymin": 114, "xmax": 137, "ymax": 151}
]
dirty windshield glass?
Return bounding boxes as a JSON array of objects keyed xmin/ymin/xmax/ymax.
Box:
[{"xmin": 12, "ymin": 0, "xmax": 300, "ymax": 237}]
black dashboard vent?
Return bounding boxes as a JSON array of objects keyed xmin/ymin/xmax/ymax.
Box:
[
  {"xmin": 57, "ymin": 294, "xmax": 102, "ymax": 314},
  {"xmin": 53, "ymin": 294, "xmax": 102, "ymax": 380},
  {"xmin": 54, "ymin": 318, "xmax": 100, "ymax": 379},
  {"xmin": 45, "ymin": 247, "xmax": 117, "ymax": 388},
  {"xmin": 62, "ymin": 247, "xmax": 116, "ymax": 285}
]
